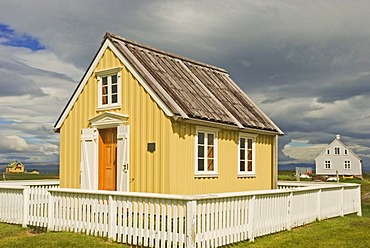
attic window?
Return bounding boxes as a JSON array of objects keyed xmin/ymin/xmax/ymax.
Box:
[
  {"xmin": 96, "ymin": 67, "xmax": 122, "ymax": 110},
  {"xmin": 334, "ymin": 147, "xmax": 340, "ymax": 155}
]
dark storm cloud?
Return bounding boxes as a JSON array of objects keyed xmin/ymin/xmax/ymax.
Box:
[
  {"xmin": 0, "ymin": 72, "xmax": 45, "ymax": 97},
  {"xmin": 0, "ymin": 0, "xmax": 370, "ymax": 167}
]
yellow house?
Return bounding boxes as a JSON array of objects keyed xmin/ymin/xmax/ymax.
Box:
[
  {"xmin": 54, "ymin": 33, "xmax": 283, "ymax": 194},
  {"xmin": 5, "ymin": 161, "xmax": 25, "ymax": 173}
]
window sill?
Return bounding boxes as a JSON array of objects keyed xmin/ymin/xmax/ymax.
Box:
[
  {"xmin": 238, "ymin": 173, "xmax": 256, "ymax": 178},
  {"xmin": 194, "ymin": 173, "xmax": 219, "ymax": 178},
  {"xmin": 97, "ymin": 104, "xmax": 122, "ymax": 111}
]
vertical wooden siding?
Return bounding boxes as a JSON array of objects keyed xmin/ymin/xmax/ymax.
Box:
[
  {"xmin": 168, "ymin": 125, "xmax": 274, "ymax": 194},
  {"xmin": 59, "ymin": 48, "xmax": 171, "ymax": 192}
]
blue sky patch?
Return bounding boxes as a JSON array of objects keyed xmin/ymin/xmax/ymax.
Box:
[
  {"xmin": 0, "ymin": 24, "xmax": 45, "ymax": 51},
  {"xmin": 0, "ymin": 118, "xmax": 15, "ymax": 125}
]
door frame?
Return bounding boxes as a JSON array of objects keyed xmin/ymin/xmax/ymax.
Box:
[{"xmin": 88, "ymin": 112, "xmax": 129, "ymax": 191}]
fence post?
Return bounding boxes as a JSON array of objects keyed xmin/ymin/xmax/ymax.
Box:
[
  {"xmin": 186, "ymin": 200, "xmax": 197, "ymax": 248},
  {"xmin": 247, "ymin": 195, "xmax": 255, "ymax": 242},
  {"xmin": 22, "ymin": 187, "xmax": 29, "ymax": 228},
  {"xmin": 357, "ymin": 185, "xmax": 362, "ymax": 216},
  {"xmin": 341, "ymin": 187, "xmax": 344, "ymax": 217},
  {"xmin": 108, "ymin": 195, "xmax": 116, "ymax": 241},
  {"xmin": 287, "ymin": 192, "xmax": 293, "ymax": 230},
  {"xmin": 316, "ymin": 189, "xmax": 322, "ymax": 221},
  {"xmin": 47, "ymin": 190, "xmax": 54, "ymax": 231}
]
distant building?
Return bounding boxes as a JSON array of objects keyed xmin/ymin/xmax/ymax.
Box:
[
  {"xmin": 315, "ymin": 135, "xmax": 362, "ymax": 177},
  {"xmin": 5, "ymin": 161, "xmax": 25, "ymax": 173}
]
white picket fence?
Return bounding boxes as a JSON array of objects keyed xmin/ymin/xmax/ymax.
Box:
[
  {"xmin": 0, "ymin": 181, "xmax": 362, "ymax": 247},
  {"xmin": 0, "ymin": 180, "xmax": 59, "ymax": 227}
]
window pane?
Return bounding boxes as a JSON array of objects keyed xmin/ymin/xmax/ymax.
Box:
[
  {"xmin": 207, "ymin": 146, "xmax": 214, "ymax": 159},
  {"xmin": 207, "ymin": 133, "xmax": 214, "ymax": 145},
  {"xmin": 102, "ymin": 77, "xmax": 107, "ymax": 85},
  {"xmin": 102, "ymin": 85, "xmax": 108, "ymax": 95},
  {"xmin": 198, "ymin": 159, "xmax": 204, "ymax": 171},
  {"xmin": 102, "ymin": 95, "xmax": 107, "ymax": 104},
  {"xmin": 207, "ymin": 159, "xmax": 214, "ymax": 171},
  {"xmin": 112, "ymin": 94, "xmax": 117, "ymax": 103},
  {"xmin": 198, "ymin": 132, "xmax": 204, "ymax": 144},
  {"xmin": 248, "ymin": 150, "xmax": 252, "ymax": 160},
  {"xmin": 247, "ymin": 138, "xmax": 252, "ymax": 149},
  {"xmin": 198, "ymin": 146, "xmax": 204, "ymax": 158},
  {"xmin": 240, "ymin": 161, "xmax": 245, "ymax": 172},
  {"xmin": 240, "ymin": 138, "xmax": 245, "ymax": 148},
  {"xmin": 247, "ymin": 161, "xmax": 252, "ymax": 171},
  {"xmin": 112, "ymin": 84, "xmax": 117, "ymax": 94},
  {"xmin": 111, "ymin": 75, "xmax": 117, "ymax": 84},
  {"xmin": 240, "ymin": 149, "xmax": 245, "ymax": 160}
]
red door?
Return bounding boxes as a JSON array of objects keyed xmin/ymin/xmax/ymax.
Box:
[{"xmin": 98, "ymin": 128, "xmax": 117, "ymax": 190}]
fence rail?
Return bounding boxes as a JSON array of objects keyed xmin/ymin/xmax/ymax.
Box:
[{"xmin": 0, "ymin": 181, "xmax": 362, "ymax": 247}]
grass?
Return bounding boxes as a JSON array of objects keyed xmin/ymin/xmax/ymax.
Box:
[
  {"xmin": 235, "ymin": 214, "xmax": 370, "ymax": 248},
  {"xmin": 1, "ymin": 173, "xmax": 59, "ymax": 181},
  {"xmin": 0, "ymin": 172, "xmax": 369, "ymax": 247},
  {"xmin": 0, "ymin": 223, "xmax": 124, "ymax": 248}
]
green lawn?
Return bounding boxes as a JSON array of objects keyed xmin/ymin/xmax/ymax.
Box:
[
  {"xmin": 0, "ymin": 223, "xmax": 123, "ymax": 248},
  {"xmin": 1, "ymin": 173, "xmax": 58, "ymax": 181},
  {"xmin": 0, "ymin": 173, "xmax": 368, "ymax": 247}
]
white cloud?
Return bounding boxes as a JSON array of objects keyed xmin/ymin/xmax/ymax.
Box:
[
  {"xmin": 0, "ymin": 135, "xmax": 29, "ymax": 152},
  {"xmin": 15, "ymin": 49, "xmax": 83, "ymax": 81},
  {"xmin": 282, "ymin": 140, "xmax": 327, "ymax": 163},
  {"xmin": 38, "ymin": 144, "xmax": 59, "ymax": 155}
]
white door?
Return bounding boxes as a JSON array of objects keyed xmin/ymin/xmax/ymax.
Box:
[
  {"xmin": 117, "ymin": 124, "xmax": 130, "ymax": 191},
  {"xmin": 80, "ymin": 128, "xmax": 98, "ymax": 190}
]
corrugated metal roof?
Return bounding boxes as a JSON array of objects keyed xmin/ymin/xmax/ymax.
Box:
[{"xmin": 108, "ymin": 33, "xmax": 282, "ymax": 133}]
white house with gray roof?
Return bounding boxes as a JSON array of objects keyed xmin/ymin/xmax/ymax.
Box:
[{"xmin": 315, "ymin": 135, "xmax": 362, "ymax": 177}]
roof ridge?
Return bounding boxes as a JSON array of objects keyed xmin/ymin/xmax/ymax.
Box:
[{"xmin": 106, "ymin": 32, "xmax": 227, "ymax": 73}]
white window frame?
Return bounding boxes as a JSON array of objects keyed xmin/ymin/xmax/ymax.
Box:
[
  {"xmin": 238, "ymin": 133, "xmax": 257, "ymax": 177},
  {"xmin": 96, "ymin": 67, "xmax": 122, "ymax": 110},
  {"xmin": 324, "ymin": 160, "xmax": 331, "ymax": 169},
  {"xmin": 194, "ymin": 127, "xmax": 219, "ymax": 177},
  {"xmin": 344, "ymin": 149, "xmax": 348, "ymax": 155},
  {"xmin": 344, "ymin": 160, "xmax": 351, "ymax": 169},
  {"xmin": 326, "ymin": 150, "xmax": 330, "ymax": 155}
]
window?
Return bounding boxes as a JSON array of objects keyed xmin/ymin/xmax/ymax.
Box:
[
  {"xmin": 326, "ymin": 150, "xmax": 330, "ymax": 155},
  {"xmin": 324, "ymin": 160, "xmax": 331, "ymax": 169},
  {"xmin": 238, "ymin": 134, "xmax": 257, "ymax": 176},
  {"xmin": 344, "ymin": 149, "xmax": 348, "ymax": 155},
  {"xmin": 195, "ymin": 128, "xmax": 218, "ymax": 176},
  {"xmin": 344, "ymin": 160, "xmax": 351, "ymax": 169},
  {"xmin": 334, "ymin": 147, "xmax": 340, "ymax": 155},
  {"xmin": 96, "ymin": 68, "xmax": 122, "ymax": 110}
]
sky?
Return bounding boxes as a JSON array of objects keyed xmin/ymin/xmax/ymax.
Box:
[{"xmin": 0, "ymin": 0, "xmax": 370, "ymax": 169}]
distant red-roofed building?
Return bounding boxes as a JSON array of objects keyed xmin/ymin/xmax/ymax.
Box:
[{"xmin": 5, "ymin": 161, "xmax": 25, "ymax": 173}]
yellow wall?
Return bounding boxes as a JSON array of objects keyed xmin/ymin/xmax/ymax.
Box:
[
  {"xmin": 59, "ymin": 46, "xmax": 276, "ymax": 194},
  {"xmin": 167, "ymin": 124, "xmax": 275, "ymax": 194},
  {"xmin": 59, "ymin": 47, "xmax": 171, "ymax": 192},
  {"xmin": 6, "ymin": 166, "xmax": 24, "ymax": 173}
]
